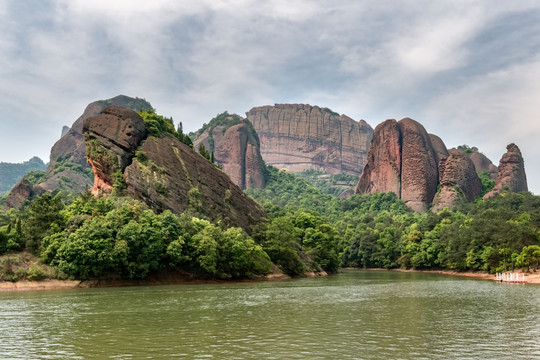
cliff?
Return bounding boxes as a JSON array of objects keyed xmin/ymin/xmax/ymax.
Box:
[
  {"xmin": 192, "ymin": 113, "xmax": 267, "ymax": 189},
  {"xmin": 469, "ymin": 152, "xmax": 498, "ymax": 180},
  {"xmin": 432, "ymin": 150, "xmax": 482, "ymax": 212},
  {"xmin": 84, "ymin": 106, "xmax": 266, "ymax": 231},
  {"xmin": 4, "ymin": 95, "xmax": 152, "ymax": 208},
  {"xmin": 246, "ymin": 104, "xmax": 373, "ymax": 176},
  {"xmin": 355, "ymin": 118, "xmax": 440, "ymax": 212},
  {"xmin": 483, "ymin": 143, "xmax": 528, "ymax": 199}
]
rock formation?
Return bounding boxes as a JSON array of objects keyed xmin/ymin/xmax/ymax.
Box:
[
  {"xmin": 469, "ymin": 152, "xmax": 498, "ymax": 180},
  {"xmin": 4, "ymin": 95, "xmax": 152, "ymax": 208},
  {"xmin": 193, "ymin": 114, "xmax": 266, "ymax": 189},
  {"xmin": 84, "ymin": 107, "xmax": 266, "ymax": 231},
  {"xmin": 399, "ymin": 118, "xmax": 439, "ymax": 212},
  {"xmin": 432, "ymin": 150, "xmax": 482, "ymax": 212},
  {"xmin": 246, "ymin": 104, "xmax": 373, "ymax": 176},
  {"xmin": 355, "ymin": 118, "xmax": 440, "ymax": 212},
  {"xmin": 429, "ymin": 134, "xmax": 449, "ymax": 166},
  {"xmin": 354, "ymin": 119, "xmax": 402, "ymax": 196},
  {"xmin": 4, "ymin": 178, "xmax": 45, "ymax": 209},
  {"xmin": 483, "ymin": 143, "xmax": 528, "ymax": 199},
  {"xmin": 83, "ymin": 106, "xmax": 148, "ymax": 195}
]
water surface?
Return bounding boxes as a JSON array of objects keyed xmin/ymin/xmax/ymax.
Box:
[{"xmin": 1, "ymin": 270, "xmax": 539, "ymax": 359}]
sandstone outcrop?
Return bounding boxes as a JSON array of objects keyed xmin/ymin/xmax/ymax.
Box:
[
  {"xmin": 355, "ymin": 118, "xmax": 441, "ymax": 212},
  {"xmin": 83, "ymin": 106, "xmax": 148, "ymax": 195},
  {"xmin": 193, "ymin": 115, "xmax": 266, "ymax": 189},
  {"xmin": 85, "ymin": 107, "xmax": 266, "ymax": 231},
  {"xmin": 469, "ymin": 152, "xmax": 498, "ymax": 179},
  {"xmin": 354, "ymin": 119, "xmax": 402, "ymax": 196},
  {"xmin": 429, "ymin": 134, "xmax": 449, "ymax": 166},
  {"xmin": 432, "ymin": 150, "xmax": 482, "ymax": 212},
  {"xmin": 4, "ymin": 96, "xmax": 152, "ymax": 208},
  {"xmin": 399, "ymin": 118, "xmax": 440, "ymax": 212},
  {"xmin": 4, "ymin": 178, "xmax": 45, "ymax": 209},
  {"xmin": 246, "ymin": 104, "xmax": 373, "ymax": 176},
  {"xmin": 483, "ymin": 143, "xmax": 528, "ymax": 199}
]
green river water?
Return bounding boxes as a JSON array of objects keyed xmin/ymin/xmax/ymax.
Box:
[{"xmin": 0, "ymin": 270, "xmax": 539, "ymax": 359}]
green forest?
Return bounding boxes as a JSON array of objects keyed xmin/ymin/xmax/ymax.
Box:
[
  {"xmin": 1, "ymin": 163, "xmax": 539, "ymax": 282},
  {"xmin": 0, "ymin": 157, "xmax": 46, "ymax": 195}
]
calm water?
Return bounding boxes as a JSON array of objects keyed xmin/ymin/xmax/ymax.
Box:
[{"xmin": 0, "ymin": 270, "xmax": 539, "ymax": 359}]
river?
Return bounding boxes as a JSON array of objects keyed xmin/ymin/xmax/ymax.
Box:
[{"xmin": 0, "ymin": 269, "xmax": 539, "ymax": 359}]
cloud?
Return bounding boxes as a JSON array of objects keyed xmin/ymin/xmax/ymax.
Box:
[{"xmin": 0, "ymin": 0, "xmax": 539, "ymax": 192}]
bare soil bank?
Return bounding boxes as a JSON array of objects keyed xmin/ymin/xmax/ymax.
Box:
[{"xmin": 2, "ymin": 268, "xmax": 537, "ymax": 292}]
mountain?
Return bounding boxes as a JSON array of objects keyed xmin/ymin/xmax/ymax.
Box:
[
  {"xmin": 355, "ymin": 118, "xmax": 527, "ymax": 212},
  {"xmin": 246, "ymin": 104, "xmax": 373, "ymax": 176},
  {"xmin": 84, "ymin": 106, "xmax": 266, "ymax": 231},
  {"xmin": 5, "ymin": 95, "xmax": 152, "ymax": 208},
  {"xmin": 192, "ymin": 113, "xmax": 267, "ymax": 189},
  {"xmin": 0, "ymin": 157, "xmax": 46, "ymax": 195}
]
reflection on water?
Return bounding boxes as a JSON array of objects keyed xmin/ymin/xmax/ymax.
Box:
[{"xmin": 1, "ymin": 270, "xmax": 539, "ymax": 359}]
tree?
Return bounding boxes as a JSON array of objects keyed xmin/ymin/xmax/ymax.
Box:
[{"xmin": 23, "ymin": 193, "xmax": 65, "ymax": 253}]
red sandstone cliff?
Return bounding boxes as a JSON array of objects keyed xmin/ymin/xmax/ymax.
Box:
[
  {"xmin": 193, "ymin": 115, "xmax": 266, "ymax": 189},
  {"xmin": 84, "ymin": 106, "xmax": 266, "ymax": 231},
  {"xmin": 246, "ymin": 104, "xmax": 373, "ymax": 176},
  {"xmin": 432, "ymin": 150, "xmax": 482, "ymax": 212},
  {"xmin": 5, "ymin": 96, "xmax": 152, "ymax": 208},
  {"xmin": 355, "ymin": 118, "xmax": 440, "ymax": 212}
]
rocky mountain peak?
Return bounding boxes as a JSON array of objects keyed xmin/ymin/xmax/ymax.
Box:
[{"xmin": 483, "ymin": 143, "xmax": 528, "ymax": 199}]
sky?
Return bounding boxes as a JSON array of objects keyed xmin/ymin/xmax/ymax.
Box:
[{"xmin": 0, "ymin": 0, "xmax": 539, "ymax": 193}]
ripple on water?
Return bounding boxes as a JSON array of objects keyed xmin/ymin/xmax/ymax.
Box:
[{"xmin": 0, "ymin": 271, "xmax": 539, "ymax": 359}]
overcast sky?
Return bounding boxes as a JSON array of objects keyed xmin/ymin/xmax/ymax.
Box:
[{"xmin": 1, "ymin": 0, "xmax": 539, "ymax": 193}]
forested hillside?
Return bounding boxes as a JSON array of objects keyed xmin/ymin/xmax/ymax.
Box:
[{"xmin": 0, "ymin": 157, "xmax": 46, "ymax": 195}]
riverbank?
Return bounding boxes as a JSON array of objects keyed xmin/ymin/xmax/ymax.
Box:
[
  {"xmin": 2, "ymin": 267, "xmax": 538, "ymax": 291},
  {"xmin": 392, "ymin": 268, "xmax": 540, "ymax": 284}
]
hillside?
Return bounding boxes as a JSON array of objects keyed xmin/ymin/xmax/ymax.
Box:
[{"xmin": 0, "ymin": 157, "xmax": 46, "ymax": 195}]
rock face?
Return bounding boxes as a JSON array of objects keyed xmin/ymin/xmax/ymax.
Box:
[
  {"xmin": 469, "ymin": 152, "xmax": 498, "ymax": 180},
  {"xmin": 355, "ymin": 119, "xmax": 401, "ymax": 196},
  {"xmin": 85, "ymin": 107, "xmax": 266, "ymax": 231},
  {"xmin": 429, "ymin": 134, "xmax": 449, "ymax": 166},
  {"xmin": 246, "ymin": 104, "xmax": 373, "ymax": 176},
  {"xmin": 193, "ymin": 116, "xmax": 266, "ymax": 189},
  {"xmin": 4, "ymin": 178, "xmax": 45, "ymax": 209},
  {"xmin": 432, "ymin": 150, "xmax": 482, "ymax": 212},
  {"xmin": 83, "ymin": 106, "xmax": 148, "ymax": 195},
  {"xmin": 399, "ymin": 118, "xmax": 439, "ymax": 212},
  {"xmin": 4, "ymin": 95, "xmax": 152, "ymax": 208},
  {"xmin": 355, "ymin": 118, "xmax": 440, "ymax": 212},
  {"xmin": 483, "ymin": 143, "xmax": 528, "ymax": 199}
]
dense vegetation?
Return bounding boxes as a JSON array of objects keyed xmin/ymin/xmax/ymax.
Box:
[
  {"xmin": 295, "ymin": 170, "xmax": 358, "ymax": 197},
  {"xmin": 0, "ymin": 157, "xmax": 46, "ymax": 195},
  {"xmin": 0, "ymin": 192, "xmax": 272, "ymax": 281},
  {"xmin": 247, "ymin": 166, "xmax": 540, "ymax": 274},
  {"xmin": 138, "ymin": 109, "xmax": 193, "ymax": 147}
]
